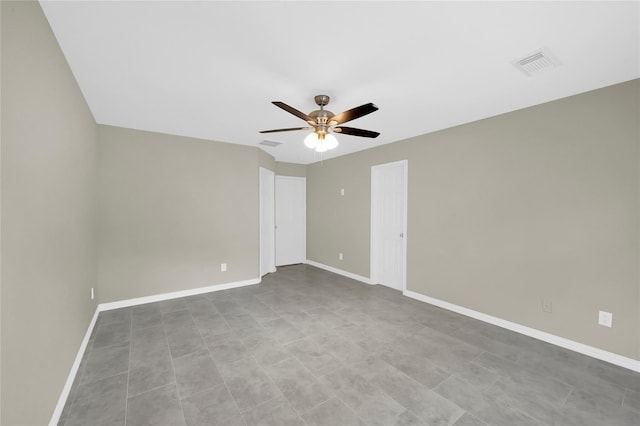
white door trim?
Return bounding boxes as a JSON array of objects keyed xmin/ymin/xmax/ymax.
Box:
[
  {"xmin": 370, "ymin": 160, "xmax": 408, "ymax": 292},
  {"xmin": 259, "ymin": 167, "xmax": 276, "ymax": 276}
]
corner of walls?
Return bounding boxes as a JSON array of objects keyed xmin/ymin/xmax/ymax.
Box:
[
  {"xmin": 1, "ymin": 1, "xmax": 98, "ymax": 424},
  {"xmin": 258, "ymin": 147, "xmax": 276, "ymax": 172},
  {"xmin": 97, "ymin": 125, "xmax": 263, "ymax": 304}
]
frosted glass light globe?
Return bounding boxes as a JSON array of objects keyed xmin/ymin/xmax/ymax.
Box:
[
  {"xmin": 325, "ymin": 133, "xmax": 338, "ymax": 150},
  {"xmin": 304, "ymin": 132, "xmax": 318, "ymax": 148}
]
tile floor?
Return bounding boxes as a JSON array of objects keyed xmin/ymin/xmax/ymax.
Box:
[{"xmin": 59, "ymin": 264, "xmax": 640, "ymax": 426}]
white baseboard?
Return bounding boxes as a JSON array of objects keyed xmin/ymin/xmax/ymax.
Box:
[
  {"xmin": 50, "ymin": 277, "xmax": 260, "ymax": 425},
  {"xmin": 49, "ymin": 307, "xmax": 100, "ymax": 426},
  {"xmin": 99, "ymin": 277, "xmax": 261, "ymax": 311},
  {"xmin": 305, "ymin": 260, "xmax": 373, "ymax": 285},
  {"xmin": 403, "ymin": 289, "xmax": 640, "ymax": 373}
]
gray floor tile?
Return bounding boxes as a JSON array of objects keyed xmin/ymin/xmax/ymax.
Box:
[
  {"xmin": 165, "ymin": 323, "xmax": 206, "ymax": 359},
  {"xmin": 173, "ymin": 349, "xmax": 223, "ymax": 398},
  {"xmin": 224, "ymin": 313, "xmax": 264, "ymax": 331},
  {"xmin": 453, "ymin": 413, "xmax": 488, "ymax": 426},
  {"xmin": 434, "ymin": 375, "xmax": 544, "ymax": 426},
  {"xmin": 624, "ymin": 388, "xmax": 640, "ymax": 413},
  {"xmin": 220, "ymin": 357, "xmax": 283, "ymax": 412},
  {"xmin": 375, "ymin": 366, "xmax": 464, "ymax": 426},
  {"xmin": 93, "ymin": 321, "xmax": 131, "ymax": 349},
  {"xmin": 81, "ymin": 341, "xmax": 130, "ymax": 385},
  {"xmin": 132, "ymin": 303, "xmax": 163, "ymax": 330},
  {"xmin": 243, "ymin": 300, "xmax": 281, "ymax": 323},
  {"xmin": 241, "ymin": 334, "xmax": 291, "ymax": 367},
  {"xmin": 586, "ymin": 358, "xmax": 640, "ymax": 392},
  {"xmin": 130, "ymin": 325, "xmax": 170, "ymax": 370},
  {"xmin": 451, "ymin": 325, "xmax": 521, "ymax": 362},
  {"xmin": 323, "ymin": 365, "xmax": 419, "ymax": 426},
  {"xmin": 207, "ymin": 336, "xmax": 250, "ymax": 365},
  {"xmin": 380, "ymin": 350, "xmax": 451, "ymax": 388},
  {"xmin": 128, "ymin": 350, "xmax": 175, "ymax": 397},
  {"xmin": 98, "ymin": 308, "xmax": 132, "ymax": 327},
  {"xmin": 163, "ymin": 309, "xmax": 196, "ymax": 331},
  {"xmin": 157, "ymin": 298, "xmax": 188, "ymax": 314},
  {"xmin": 126, "ymin": 383, "xmax": 186, "ymax": 426},
  {"xmin": 264, "ymin": 357, "xmax": 331, "ymax": 413},
  {"xmin": 262, "ymin": 318, "xmax": 306, "ymax": 344},
  {"xmin": 212, "ymin": 298, "xmax": 245, "ymax": 315},
  {"xmin": 284, "ymin": 338, "xmax": 343, "ymax": 376},
  {"xmin": 242, "ymin": 395, "xmax": 304, "ymax": 426},
  {"xmin": 563, "ymin": 387, "xmax": 640, "ymax": 426},
  {"xmin": 185, "ymin": 296, "xmax": 217, "ymax": 317},
  {"xmin": 313, "ymin": 332, "xmax": 370, "ymax": 365},
  {"xmin": 64, "ymin": 374, "xmax": 127, "ymax": 426},
  {"xmin": 61, "ymin": 264, "xmax": 640, "ymax": 426},
  {"xmin": 193, "ymin": 315, "xmax": 232, "ymax": 341},
  {"xmin": 181, "ymin": 384, "xmax": 243, "ymax": 426},
  {"xmin": 301, "ymin": 397, "xmax": 363, "ymax": 426}
]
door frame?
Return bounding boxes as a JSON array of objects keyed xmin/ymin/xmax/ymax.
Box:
[
  {"xmin": 370, "ymin": 160, "xmax": 408, "ymax": 292},
  {"xmin": 259, "ymin": 167, "xmax": 276, "ymax": 276}
]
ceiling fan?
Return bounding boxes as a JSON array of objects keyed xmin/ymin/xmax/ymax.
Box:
[{"xmin": 260, "ymin": 95, "xmax": 380, "ymax": 152}]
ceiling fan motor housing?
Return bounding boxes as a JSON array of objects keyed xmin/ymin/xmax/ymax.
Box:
[{"xmin": 314, "ymin": 94, "xmax": 330, "ymax": 107}]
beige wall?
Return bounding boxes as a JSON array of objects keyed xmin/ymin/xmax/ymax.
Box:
[
  {"xmin": 1, "ymin": 2, "xmax": 98, "ymax": 424},
  {"xmin": 98, "ymin": 125, "xmax": 262, "ymax": 303},
  {"xmin": 276, "ymin": 161, "xmax": 307, "ymax": 177},
  {"xmin": 308, "ymin": 79, "xmax": 640, "ymax": 360},
  {"xmin": 258, "ymin": 148, "xmax": 276, "ymax": 172}
]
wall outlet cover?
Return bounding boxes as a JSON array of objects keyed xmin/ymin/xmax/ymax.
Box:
[{"xmin": 598, "ymin": 310, "xmax": 613, "ymax": 328}]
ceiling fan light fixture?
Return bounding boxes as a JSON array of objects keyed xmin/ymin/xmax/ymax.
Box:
[
  {"xmin": 304, "ymin": 132, "xmax": 318, "ymax": 149},
  {"xmin": 325, "ymin": 133, "xmax": 338, "ymax": 150},
  {"xmin": 315, "ymin": 138, "xmax": 328, "ymax": 152},
  {"xmin": 305, "ymin": 132, "xmax": 339, "ymax": 152},
  {"xmin": 260, "ymin": 95, "xmax": 379, "ymax": 153}
]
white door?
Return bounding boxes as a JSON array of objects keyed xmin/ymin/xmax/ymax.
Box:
[
  {"xmin": 371, "ymin": 160, "xmax": 407, "ymax": 291},
  {"xmin": 259, "ymin": 168, "xmax": 276, "ymax": 276},
  {"xmin": 275, "ymin": 176, "xmax": 306, "ymax": 266}
]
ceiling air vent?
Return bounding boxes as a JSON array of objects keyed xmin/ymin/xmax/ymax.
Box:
[
  {"xmin": 512, "ymin": 48, "xmax": 561, "ymax": 76},
  {"xmin": 259, "ymin": 140, "xmax": 282, "ymax": 148}
]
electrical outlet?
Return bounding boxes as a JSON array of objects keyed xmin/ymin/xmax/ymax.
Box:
[
  {"xmin": 598, "ymin": 310, "xmax": 613, "ymax": 328},
  {"xmin": 339, "ymin": 253, "xmax": 343, "ymax": 261},
  {"xmin": 91, "ymin": 287, "xmax": 94, "ymax": 300},
  {"xmin": 541, "ymin": 299, "xmax": 552, "ymax": 313},
  {"xmin": 340, "ymin": 188, "xmax": 345, "ymax": 196},
  {"xmin": 221, "ymin": 263, "xmax": 227, "ymax": 272}
]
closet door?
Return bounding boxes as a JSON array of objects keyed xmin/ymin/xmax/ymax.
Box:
[{"xmin": 275, "ymin": 176, "xmax": 306, "ymax": 266}]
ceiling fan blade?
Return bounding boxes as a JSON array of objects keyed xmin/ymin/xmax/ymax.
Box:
[
  {"xmin": 330, "ymin": 103, "xmax": 378, "ymax": 125},
  {"xmin": 259, "ymin": 127, "xmax": 312, "ymax": 134},
  {"xmin": 272, "ymin": 101, "xmax": 316, "ymax": 124},
  {"xmin": 334, "ymin": 126, "xmax": 380, "ymax": 138}
]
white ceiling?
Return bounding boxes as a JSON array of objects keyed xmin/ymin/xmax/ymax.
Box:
[{"xmin": 40, "ymin": 1, "xmax": 639, "ymax": 165}]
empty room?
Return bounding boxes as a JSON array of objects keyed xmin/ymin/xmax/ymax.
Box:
[{"xmin": 1, "ymin": 1, "xmax": 640, "ymax": 425}]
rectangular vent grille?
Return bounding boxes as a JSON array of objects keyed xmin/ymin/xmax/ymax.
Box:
[
  {"xmin": 259, "ymin": 140, "xmax": 282, "ymax": 147},
  {"xmin": 513, "ymin": 48, "xmax": 561, "ymax": 76}
]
